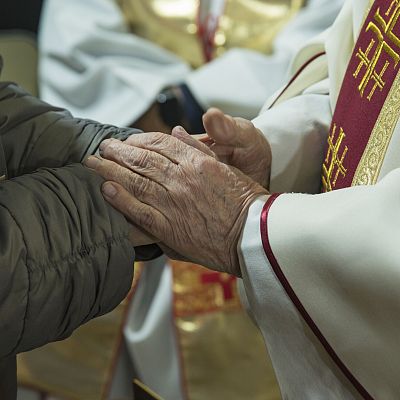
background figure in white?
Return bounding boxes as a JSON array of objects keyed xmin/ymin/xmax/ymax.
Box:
[
  {"xmin": 27, "ymin": 1, "xmax": 343, "ymax": 399},
  {"xmin": 39, "ymin": 0, "xmax": 343, "ymax": 126}
]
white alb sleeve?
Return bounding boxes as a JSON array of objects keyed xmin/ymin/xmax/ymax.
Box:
[
  {"xmin": 252, "ymin": 92, "xmax": 332, "ymax": 194},
  {"xmin": 240, "ymin": 168, "xmax": 400, "ymax": 399}
]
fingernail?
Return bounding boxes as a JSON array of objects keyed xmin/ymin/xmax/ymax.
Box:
[
  {"xmin": 172, "ymin": 125, "xmax": 186, "ymax": 136},
  {"xmin": 84, "ymin": 155, "xmax": 101, "ymax": 169},
  {"xmin": 213, "ymin": 115, "xmax": 226, "ymax": 132},
  {"xmin": 99, "ymin": 139, "xmax": 112, "ymax": 152},
  {"xmin": 102, "ymin": 182, "xmax": 118, "ymax": 198}
]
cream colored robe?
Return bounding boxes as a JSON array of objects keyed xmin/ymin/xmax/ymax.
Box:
[{"xmin": 241, "ymin": 0, "xmax": 400, "ymax": 398}]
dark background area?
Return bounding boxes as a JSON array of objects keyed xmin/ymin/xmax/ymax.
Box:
[{"xmin": 0, "ymin": 0, "xmax": 43, "ymax": 34}]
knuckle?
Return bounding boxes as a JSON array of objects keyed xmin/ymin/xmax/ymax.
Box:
[
  {"xmin": 125, "ymin": 133, "xmax": 146, "ymax": 147},
  {"xmin": 136, "ymin": 150, "xmax": 150, "ymax": 166},
  {"xmin": 141, "ymin": 211, "xmax": 154, "ymax": 228},
  {"xmin": 102, "ymin": 139, "xmax": 120, "ymax": 156},
  {"xmin": 102, "ymin": 139, "xmax": 119, "ymax": 153},
  {"xmin": 97, "ymin": 159, "xmax": 115, "ymax": 179},
  {"xmin": 124, "ymin": 135, "xmax": 137, "ymax": 145},
  {"xmin": 127, "ymin": 176, "xmax": 147, "ymax": 195},
  {"xmin": 196, "ymin": 155, "xmax": 214, "ymax": 174},
  {"xmin": 143, "ymin": 131, "xmax": 165, "ymax": 146},
  {"xmin": 120, "ymin": 146, "xmax": 139, "ymax": 167},
  {"xmin": 112, "ymin": 169, "xmax": 127, "ymax": 186},
  {"xmin": 126, "ymin": 201, "xmax": 139, "ymax": 219},
  {"xmin": 136, "ymin": 206, "xmax": 155, "ymax": 229}
]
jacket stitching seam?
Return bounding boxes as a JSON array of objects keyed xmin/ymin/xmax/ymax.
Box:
[{"xmin": 25, "ymin": 233, "xmax": 130, "ymax": 270}]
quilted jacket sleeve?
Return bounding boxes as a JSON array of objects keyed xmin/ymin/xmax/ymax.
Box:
[
  {"xmin": 0, "ymin": 80, "xmax": 164, "ymax": 357},
  {"xmin": 0, "ymin": 81, "xmax": 161, "ymax": 261},
  {"xmin": 0, "ymin": 81, "xmax": 139, "ymax": 178},
  {"xmin": 0, "ymin": 164, "xmax": 135, "ymax": 357}
]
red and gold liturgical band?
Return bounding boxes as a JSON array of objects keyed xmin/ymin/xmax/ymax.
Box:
[{"xmin": 322, "ymin": 0, "xmax": 400, "ymax": 191}]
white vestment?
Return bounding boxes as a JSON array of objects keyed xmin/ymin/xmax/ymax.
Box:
[
  {"xmin": 38, "ymin": 0, "xmax": 343, "ymax": 124},
  {"xmin": 240, "ymin": 0, "xmax": 400, "ymax": 398}
]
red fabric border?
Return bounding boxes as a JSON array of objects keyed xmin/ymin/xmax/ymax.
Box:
[{"xmin": 260, "ymin": 194, "xmax": 374, "ymax": 400}]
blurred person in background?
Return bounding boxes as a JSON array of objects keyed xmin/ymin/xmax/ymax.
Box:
[{"xmin": 20, "ymin": 1, "xmax": 342, "ymax": 399}]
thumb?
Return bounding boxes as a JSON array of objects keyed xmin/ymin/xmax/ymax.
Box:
[{"xmin": 202, "ymin": 108, "xmax": 252, "ymax": 148}]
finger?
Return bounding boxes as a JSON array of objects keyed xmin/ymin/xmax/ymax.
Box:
[
  {"xmin": 99, "ymin": 138, "xmax": 176, "ymax": 183},
  {"xmin": 123, "ymin": 132, "xmax": 198, "ymax": 164},
  {"xmin": 202, "ymin": 107, "xmax": 255, "ymax": 148},
  {"xmin": 102, "ymin": 181, "xmax": 168, "ymax": 241},
  {"xmin": 128, "ymin": 222, "xmax": 159, "ymax": 247},
  {"xmin": 171, "ymin": 126, "xmax": 215, "ymax": 158},
  {"xmin": 84, "ymin": 155, "xmax": 165, "ymax": 204},
  {"xmin": 208, "ymin": 143, "xmax": 238, "ymax": 163},
  {"xmin": 193, "ymin": 133, "xmax": 209, "ymax": 142},
  {"xmin": 194, "ymin": 133, "xmax": 215, "ymax": 147},
  {"xmin": 158, "ymin": 243, "xmax": 191, "ymax": 263}
]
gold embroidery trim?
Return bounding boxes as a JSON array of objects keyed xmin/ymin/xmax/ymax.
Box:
[
  {"xmin": 322, "ymin": 124, "xmax": 348, "ymax": 192},
  {"xmin": 352, "ymin": 68, "xmax": 400, "ymax": 185},
  {"xmin": 353, "ymin": 0, "xmax": 400, "ymax": 101}
]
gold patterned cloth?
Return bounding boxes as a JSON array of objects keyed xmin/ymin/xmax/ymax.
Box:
[
  {"xmin": 171, "ymin": 261, "xmax": 281, "ymax": 400},
  {"xmin": 18, "ymin": 304, "xmax": 127, "ymax": 400},
  {"xmin": 117, "ymin": 0, "xmax": 304, "ymax": 67}
]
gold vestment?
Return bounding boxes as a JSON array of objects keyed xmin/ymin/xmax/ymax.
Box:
[{"xmin": 118, "ymin": 0, "xmax": 304, "ymax": 67}]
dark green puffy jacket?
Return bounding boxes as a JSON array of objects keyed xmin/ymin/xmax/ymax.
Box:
[{"xmin": 0, "ymin": 61, "xmax": 158, "ymax": 398}]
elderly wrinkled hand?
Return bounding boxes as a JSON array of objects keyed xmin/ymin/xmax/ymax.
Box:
[
  {"xmin": 170, "ymin": 108, "xmax": 272, "ymax": 188},
  {"xmin": 85, "ymin": 134, "xmax": 268, "ymax": 276},
  {"xmin": 127, "ymin": 222, "xmax": 158, "ymax": 247}
]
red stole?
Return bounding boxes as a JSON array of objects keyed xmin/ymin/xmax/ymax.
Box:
[{"xmin": 322, "ymin": 0, "xmax": 400, "ymax": 191}]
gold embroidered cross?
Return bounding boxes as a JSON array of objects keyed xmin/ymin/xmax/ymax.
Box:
[
  {"xmin": 353, "ymin": 0, "xmax": 400, "ymax": 100},
  {"xmin": 322, "ymin": 124, "xmax": 348, "ymax": 192}
]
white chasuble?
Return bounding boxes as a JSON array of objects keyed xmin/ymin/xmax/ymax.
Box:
[{"xmin": 241, "ymin": 0, "xmax": 400, "ymax": 398}]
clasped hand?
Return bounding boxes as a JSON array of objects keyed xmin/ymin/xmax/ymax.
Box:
[{"xmin": 85, "ymin": 109, "xmax": 271, "ymax": 277}]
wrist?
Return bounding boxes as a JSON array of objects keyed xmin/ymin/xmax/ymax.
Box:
[{"xmin": 229, "ymin": 188, "xmax": 270, "ymax": 277}]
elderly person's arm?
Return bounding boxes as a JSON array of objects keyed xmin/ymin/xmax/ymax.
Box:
[
  {"xmin": 0, "ymin": 77, "xmax": 175, "ymax": 369},
  {"xmin": 0, "ymin": 165, "xmax": 135, "ymax": 359},
  {"xmin": 0, "ymin": 79, "xmax": 143, "ymax": 361},
  {"xmin": 0, "ymin": 81, "xmax": 138, "ymax": 178},
  {"xmin": 0, "ymin": 80, "xmax": 161, "ymax": 260}
]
